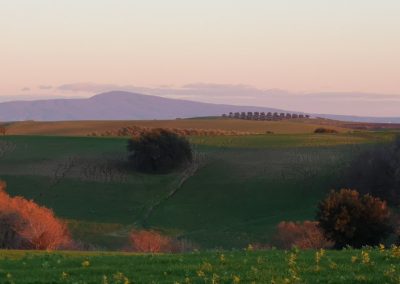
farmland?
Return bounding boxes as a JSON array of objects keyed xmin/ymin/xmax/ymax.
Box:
[
  {"xmin": 1, "ymin": 247, "xmax": 400, "ymax": 283},
  {"xmin": 0, "ymin": 119, "xmax": 396, "ymax": 250},
  {"xmin": 3, "ymin": 118, "xmax": 348, "ymax": 136}
]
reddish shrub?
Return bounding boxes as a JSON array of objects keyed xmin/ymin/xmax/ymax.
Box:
[
  {"xmin": 273, "ymin": 220, "xmax": 333, "ymax": 249},
  {"xmin": 0, "ymin": 126, "xmax": 6, "ymax": 136},
  {"xmin": 0, "ymin": 181, "xmax": 72, "ymax": 250},
  {"xmin": 129, "ymin": 230, "xmax": 173, "ymax": 253}
]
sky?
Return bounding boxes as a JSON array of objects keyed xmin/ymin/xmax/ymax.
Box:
[{"xmin": 1, "ymin": 0, "xmax": 400, "ymax": 116}]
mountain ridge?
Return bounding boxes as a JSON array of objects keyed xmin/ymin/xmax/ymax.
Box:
[{"xmin": 0, "ymin": 91, "xmax": 399, "ymax": 123}]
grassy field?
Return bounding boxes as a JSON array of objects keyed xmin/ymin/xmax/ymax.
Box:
[
  {"xmin": 0, "ymin": 131, "xmax": 395, "ymax": 250},
  {"xmin": 1, "ymin": 248, "xmax": 400, "ymax": 283}
]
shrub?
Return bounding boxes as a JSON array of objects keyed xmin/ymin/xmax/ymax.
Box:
[
  {"xmin": 129, "ymin": 230, "xmax": 173, "ymax": 253},
  {"xmin": 314, "ymin": 128, "xmax": 338, "ymax": 134},
  {"xmin": 316, "ymin": 189, "xmax": 392, "ymax": 249},
  {"xmin": 127, "ymin": 128, "xmax": 192, "ymax": 173},
  {"xmin": 345, "ymin": 135, "xmax": 400, "ymax": 206},
  {"xmin": 0, "ymin": 181, "xmax": 72, "ymax": 250},
  {"xmin": 272, "ymin": 221, "xmax": 333, "ymax": 249},
  {"xmin": 0, "ymin": 126, "xmax": 6, "ymax": 136},
  {"xmin": 129, "ymin": 229, "xmax": 198, "ymax": 253}
]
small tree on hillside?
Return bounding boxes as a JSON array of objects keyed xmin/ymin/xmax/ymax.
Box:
[
  {"xmin": 127, "ymin": 128, "xmax": 192, "ymax": 173},
  {"xmin": 316, "ymin": 189, "xmax": 392, "ymax": 249}
]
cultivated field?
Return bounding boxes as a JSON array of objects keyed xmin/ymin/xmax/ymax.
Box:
[
  {"xmin": 2, "ymin": 118, "xmax": 348, "ymax": 136},
  {"xmin": 0, "ymin": 121, "xmax": 396, "ymax": 250}
]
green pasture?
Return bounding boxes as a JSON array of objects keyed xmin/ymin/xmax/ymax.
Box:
[{"xmin": 0, "ymin": 132, "xmax": 395, "ymax": 249}]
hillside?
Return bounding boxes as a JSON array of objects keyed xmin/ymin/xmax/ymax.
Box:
[
  {"xmin": 0, "ymin": 91, "xmax": 286, "ymax": 121},
  {"xmin": 0, "ymin": 132, "xmax": 394, "ymax": 249}
]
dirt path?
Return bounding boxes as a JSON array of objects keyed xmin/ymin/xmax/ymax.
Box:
[{"xmin": 140, "ymin": 151, "xmax": 207, "ymax": 226}]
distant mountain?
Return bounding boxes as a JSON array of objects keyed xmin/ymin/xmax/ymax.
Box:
[
  {"xmin": 0, "ymin": 91, "xmax": 399, "ymax": 123},
  {"xmin": 0, "ymin": 91, "xmax": 285, "ymax": 121}
]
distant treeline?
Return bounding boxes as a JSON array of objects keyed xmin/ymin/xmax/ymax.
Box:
[
  {"xmin": 88, "ymin": 125, "xmax": 257, "ymax": 137},
  {"xmin": 222, "ymin": 112, "xmax": 310, "ymax": 121}
]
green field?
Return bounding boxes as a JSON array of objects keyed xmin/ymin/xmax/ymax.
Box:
[
  {"xmin": 0, "ymin": 131, "xmax": 395, "ymax": 250},
  {"xmin": 1, "ymin": 248, "xmax": 400, "ymax": 283}
]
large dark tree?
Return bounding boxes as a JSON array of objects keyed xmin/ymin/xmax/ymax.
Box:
[
  {"xmin": 346, "ymin": 135, "xmax": 400, "ymax": 206},
  {"xmin": 316, "ymin": 189, "xmax": 392, "ymax": 248},
  {"xmin": 127, "ymin": 129, "xmax": 192, "ymax": 173}
]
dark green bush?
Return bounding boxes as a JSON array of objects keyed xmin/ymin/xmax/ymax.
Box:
[
  {"xmin": 316, "ymin": 189, "xmax": 392, "ymax": 249},
  {"xmin": 314, "ymin": 127, "xmax": 338, "ymax": 134},
  {"xmin": 127, "ymin": 129, "xmax": 192, "ymax": 173}
]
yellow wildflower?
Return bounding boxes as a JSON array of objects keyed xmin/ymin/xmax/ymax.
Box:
[
  {"xmin": 201, "ymin": 262, "xmax": 213, "ymax": 272},
  {"xmin": 197, "ymin": 270, "xmax": 205, "ymax": 277},
  {"xmin": 81, "ymin": 260, "xmax": 90, "ymax": 268},
  {"xmin": 361, "ymin": 251, "xmax": 370, "ymax": 264},
  {"xmin": 61, "ymin": 272, "xmax": 69, "ymax": 280},
  {"xmin": 329, "ymin": 261, "xmax": 337, "ymax": 269}
]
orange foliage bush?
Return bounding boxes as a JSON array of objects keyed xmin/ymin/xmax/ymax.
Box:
[
  {"xmin": 129, "ymin": 229, "xmax": 198, "ymax": 253},
  {"xmin": 273, "ymin": 220, "xmax": 333, "ymax": 249},
  {"xmin": 129, "ymin": 230, "xmax": 173, "ymax": 253},
  {"xmin": 0, "ymin": 181, "xmax": 72, "ymax": 250}
]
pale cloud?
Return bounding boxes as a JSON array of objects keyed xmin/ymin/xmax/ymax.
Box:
[
  {"xmin": 58, "ymin": 83, "xmax": 120, "ymax": 93},
  {"xmin": 38, "ymin": 85, "xmax": 53, "ymax": 90}
]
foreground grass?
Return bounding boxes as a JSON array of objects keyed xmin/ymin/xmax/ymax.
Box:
[{"xmin": 1, "ymin": 248, "xmax": 400, "ymax": 283}]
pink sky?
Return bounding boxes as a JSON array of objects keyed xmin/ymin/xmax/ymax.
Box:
[{"xmin": 1, "ymin": 1, "xmax": 400, "ymax": 115}]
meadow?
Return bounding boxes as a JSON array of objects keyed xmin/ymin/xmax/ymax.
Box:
[
  {"xmin": 1, "ymin": 247, "xmax": 400, "ymax": 283},
  {"xmin": 0, "ymin": 121, "xmax": 396, "ymax": 250}
]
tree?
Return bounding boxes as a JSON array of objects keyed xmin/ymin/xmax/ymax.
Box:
[
  {"xmin": 316, "ymin": 189, "xmax": 392, "ymax": 248},
  {"xmin": 0, "ymin": 181, "xmax": 72, "ymax": 250},
  {"xmin": 127, "ymin": 128, "xmax": 192, "ymax": 173},
  {"xmin": 345, "ymin": 135, "xmax": 400, "ymax": 206}
]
